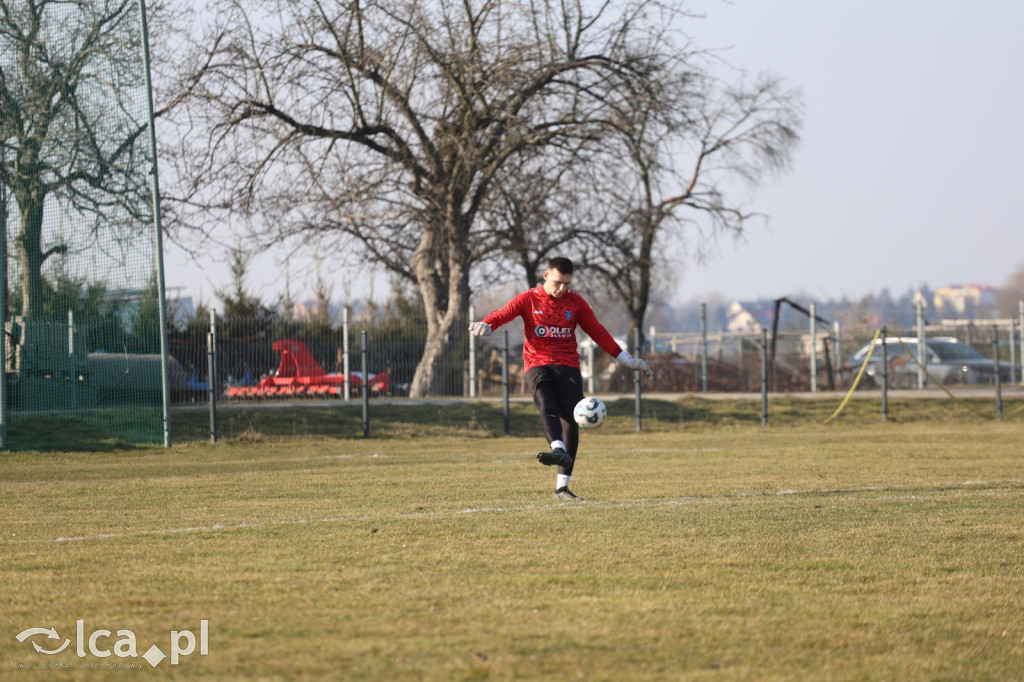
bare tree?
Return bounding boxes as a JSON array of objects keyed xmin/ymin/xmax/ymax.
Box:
[
  {"xmin": 166, "ymin": 0, "xmax": 677, "ymax": 397},
  {"xmin": 580, "ymin": 68, "xmax": 803, "ymax": 352},
  {"xmin": 477, "ymin": 148, "xmax": 604, "ymax": 289},
  {"xmin": 996, "ymin": 262, "xmax": 1024, "ymax": 317},
  {"xmin": 0, "ymin": 0, "xmax": 159, "ymax": 319}
]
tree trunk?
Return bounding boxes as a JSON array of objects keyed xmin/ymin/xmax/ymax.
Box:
[
  {"xmin": 407, "ymin": 228, "xmax": 471, "ymax": 398},
  {"xmin": 16, "ymin": 193, "xmax": 47, "ymax": 320}
]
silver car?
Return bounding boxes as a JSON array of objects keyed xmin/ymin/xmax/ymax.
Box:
[{"xmin": 843, "ymin": 336, "xmax": 1018, "ymax": 388}]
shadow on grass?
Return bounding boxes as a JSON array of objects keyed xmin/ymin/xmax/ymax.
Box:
[
  {"xmin": 4, "ymin": 415, "xmax": 161, "ymax": 452},
  {"xmin": 161, "ymin": 392, "xmax": 1024, "ymax": 444}
]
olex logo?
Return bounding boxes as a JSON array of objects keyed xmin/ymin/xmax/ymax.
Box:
[
  {"xmin": 15, "ymin": 619, "xmax": 209, "ymax": 669},
  {"xmin": 534, "ymin": 325, "xmax": 574, "ymax": 339}
]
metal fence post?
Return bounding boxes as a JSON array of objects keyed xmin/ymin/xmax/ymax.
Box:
[
  {"xmin": 809, "ymin": 302, "xmax": 817, "ymax": 393},
  {"xmin": 916, "ymin": 299, "xmax": 926, "ymax": 388},
  {"xmin": 208, "ymin": 309, "xmax": 218, "ymax": 443},
  {"xmin": 700, "ymin": 303, "xmax": 708, "ymax": 393},
  {"xmin": 1009, "ymin": 317, "xmax": 1018, "ymax": 387},
  {"xmin": 0, "ymin": 80, "xmax": 5, "ymax": 449},
  {"xmin": 502, "ymin": 329, "xmax": 510, "ymax": 435},
  {"xmin": 68, "ymin": 310, "xmax": 77, "ymax": 409},
  {"xmin": 468, "ymin": 303, "xmax": 477, "ymax": 398},
  {"xmin": 833, "ymin": 321, "xmax": 841, "ymax": 384},
  {"xmin": 1020, "ymin": 300, "xmax": 1024, "ymax": 385},
  {"xmin": 361, "ymin": 330, "xmax": 369, "ymax": 437},
  {"xmin": 993, "ymin": 326, "xmax": 1003, "ymax": 421},
  {"xmin": 635, "ymin": 327, "xmax": 642, "ymax": 432},
  {"xmin": 586, "ymin": 342, "xmax": 595, "ymax": 394},
  {"xmin": 138, "ymin": 0, "xmax": 172, "ymax": 447},
  {"xmin": 760, "ymin": 329, "xmax": 768, "ymax": 427},
  {"xmin": 881, "ymin": 326, "xmax": 888, "ymax": 422},
  {"xmin": 342, "ymin": 306, "xmax": 350, "ymax": 400}
]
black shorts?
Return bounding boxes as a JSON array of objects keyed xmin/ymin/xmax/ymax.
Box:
[{"xmin": 525, "ymin": 365, "xmax": 584, "ymax": 414}]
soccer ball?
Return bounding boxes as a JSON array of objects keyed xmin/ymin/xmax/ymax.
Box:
[{"xmin": 573, "ymin": 397, "xmax": 607, "ymax": 429}]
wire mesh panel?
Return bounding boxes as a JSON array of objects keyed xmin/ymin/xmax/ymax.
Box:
[{"xmin": 1, "ymin": 0, "xmax": 166, "ymax": 449}]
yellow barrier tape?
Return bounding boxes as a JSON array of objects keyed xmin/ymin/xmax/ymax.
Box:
[{"xmin": 823, "ymin": 328, "xmax": 881, "ymax": 424}]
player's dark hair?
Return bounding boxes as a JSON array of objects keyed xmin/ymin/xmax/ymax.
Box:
[{"xmin": 548, "ymin": 257, "xmax": 574, "ymax": 274}]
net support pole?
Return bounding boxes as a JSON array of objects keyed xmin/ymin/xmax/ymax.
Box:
[
  {"xmin": 700, "ymin": 303, "xmax": 708, "ymax": 393},
  {"xmin": 881, "ymin": 327, "xmax": 888, "ymax": 422},
  {"xmin": 586, "ymin": 342, "xmax": 594, "ymax": 394},
  {"xmin": 502, "ymin": 329, "xmax": 510, "ymax": 435},
  {"xmin": 1009, "ymin": 317, "xmax": 1017, "ymax": 387},
  {"xmin": 208, "ymin": 309, "xmax": 218, "ymax": 443},
  {"xmin": 361, "ymin": 330, "xmax": 369, "ymax": 437},
  {"xmin": 0, "ymin": 69, "xmax": 7, "ymax": 450},
  {"xmin": 992, "ymin": 326, "xmax": 1003, "ymax": 421},
  {"xmin": 634, "ymin": 327, "xmax": 642, "ymax": 432},
  {"xmin": 138, "ymin": 0, "xmax": 172, "ymax": 446},
  {"xmin": 342, "ymin": 306, "xmax": 350, "ymax": 400},
  {"xmin": 68, "ymin": 310, "xmax": 77, "ymax": 409},
  {"xmin": 760, "ymin": 329, "xmax": 769, "ymax": 426},
  {"xmin": 468, "ymin": 303, "xmax": 476, "ymax": 398},
  {"xmin": 809, "ymin": 303, "xmax": 817, "ymax": 393},
  {"xmin": 916, "ymin": 299, "xmax": 926, "ymax": 388}
]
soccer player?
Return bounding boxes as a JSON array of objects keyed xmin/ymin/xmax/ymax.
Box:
[{"xmin": 469, "ymin": 257, "xmax": 652, "ymax": 501}]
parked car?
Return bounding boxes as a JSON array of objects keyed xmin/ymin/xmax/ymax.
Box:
[{"xmin": 843, "ymin": 336, "xmax": 1019, "ymax": 388}]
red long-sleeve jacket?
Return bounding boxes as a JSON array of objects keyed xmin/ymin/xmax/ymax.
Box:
[{"xmin": 482, "ymin": 287, "xmax": 623, "ymax": 372}]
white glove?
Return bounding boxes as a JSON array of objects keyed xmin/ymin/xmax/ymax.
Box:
[
  {"xmin": 616, "ymin": 350, "xmax": 652, "ymax": 377},
  {"xmin": 469, "ymin": 321, "xmax": 492, "ymax": 337}
]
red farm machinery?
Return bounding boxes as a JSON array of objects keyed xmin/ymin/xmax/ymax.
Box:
[{"xmin": 225, "ymin": 339, "xmax": 388, "ymax": 399}]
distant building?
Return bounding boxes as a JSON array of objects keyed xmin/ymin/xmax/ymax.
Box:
[
  {"xmin": 726, "ymin": 301, "xmax": 762, "ymax": 335},
  {"xmin": 932, "ymin": 284, "xmax": 997, "ymax": 316}
]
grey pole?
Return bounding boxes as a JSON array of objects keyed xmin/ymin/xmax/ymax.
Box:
[
  {"xmin": 586, "ymin": 342, "xmax": 595, "ymax": 394},
  {"xmin": 0, "ymin": 69, "xmax": 5, "ymax": 449},
  {"xmin": 342, "ymin": 307, "xmax": 350, "ymax": 400},
  {"xmin": 809, "ymin": 303, "xmax": 817, "ymax": 393},
  {"xmin": 760, "ymin": 329, "xmax": 769, "ymax": 427},
  {"xmin": 68, "ymin": 310, "xmax": 77, "ymax": 409},
  {"xmin": 138, "ymin": 0, "xmax": 172, "ymax": 446},
  {"xmin": 635, "ymin": 327, "xmax": 642, "ymax": 432},
  {"xmin": 361, "ymin": 330, "xmax": 369, "ymax": 437},
  {"xmin": 992, "ymin": 326, "xmax": 1003, "ymax": 421},
  {"xmin": 700, "ymin": 304, "xmax": 708, "ymax": 393},
  {"xmin": 833, "ymin": 321, "xmax": 842, "ymax": 388},
  {"xmin": 1009, "ymin": 317, "xmax": 1017, "ymax": 387},
  {"xmin": 881, "ymin": 327, "xmax": 888, "ymax": 422},
  {"xmin": 468, "ymin": 303, "xmax": 477, "ymax": 398},
  {"xmin": 1020, "ymin": 300, "xmax": 1024, "ymax": 385},
  {"xmin": 502, "ymin": 329, "xmax": 510, "ymax": 435},
  {"xmin": 208, "ymin": 309, "xmax": 218, "ymax": 443},
  {"xmin": 916, "ymin": 299, "xmax": 926, "ymax": 388}
]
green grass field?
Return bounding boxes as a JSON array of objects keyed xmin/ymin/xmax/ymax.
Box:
[{"xmin": 2, "ymin": 397, "xmax": 1024, "ymax": 680}]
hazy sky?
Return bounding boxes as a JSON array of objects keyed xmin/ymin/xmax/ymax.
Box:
[
  {"xmin": 163, "ymin": 0, "xmax": 1024, "ymax": 307},
  {"xmin": 678, "ymin": 0, "xmax": 1024, "ymax": 303}
]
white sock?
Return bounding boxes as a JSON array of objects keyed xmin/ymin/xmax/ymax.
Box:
[
  {"xmin": 557, "ymin": 474, "xmax": 570, "ymax": 490},
  {"xmin": 550, "ymin": 440, "xmax": 566, "ymax": 452}
]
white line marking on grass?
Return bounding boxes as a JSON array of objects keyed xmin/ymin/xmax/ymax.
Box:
[{"xmin": 18, "ymin": 479, "xmax": 1022, "ymax": 545}]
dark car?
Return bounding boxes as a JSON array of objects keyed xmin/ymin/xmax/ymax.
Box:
[{"xmin": 843, "ymin": 336, "xmax": 1019, "ymax": 388}]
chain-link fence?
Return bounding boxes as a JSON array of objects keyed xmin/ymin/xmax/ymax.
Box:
[{"xmin": 170, "ymin": 302, "xmax": 1023, "ymax": 405}]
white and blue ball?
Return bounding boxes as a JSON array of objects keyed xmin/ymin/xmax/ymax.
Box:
[{"xmin": 573, "ymin": 397, "xmax": 607, "ymax": 429}]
